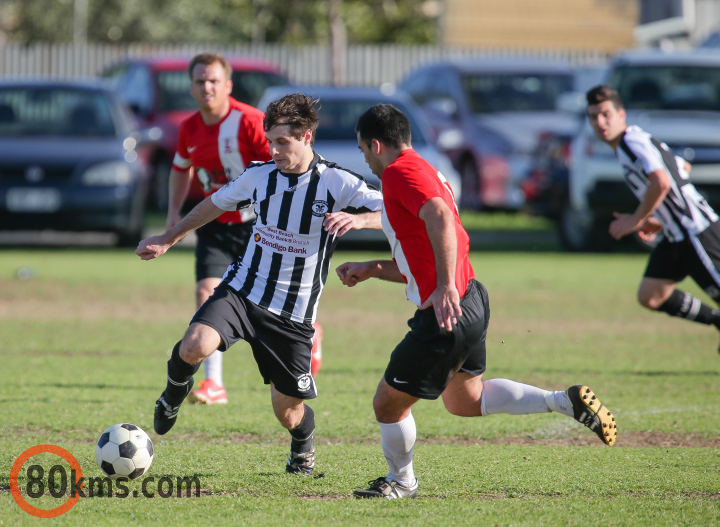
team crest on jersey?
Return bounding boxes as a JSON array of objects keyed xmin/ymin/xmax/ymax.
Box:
[
  {"xmin": 297, "ymin": 374, "xmax": 312, "ymax": 392},
  {"xmin": 254, "ymin": 233, "xmax": 261, "ymax": 242},
  {"xmin": 311, "ymin": 200, "xmax": 329, "ymax": 217}
]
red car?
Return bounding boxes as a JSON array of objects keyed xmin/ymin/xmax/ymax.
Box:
[{"xmin": 102, "ymin": 56, "xmax": 290, "ymax": 210}]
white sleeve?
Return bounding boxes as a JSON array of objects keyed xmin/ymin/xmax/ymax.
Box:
[
  {"xmin": 210, "ymin": 167, "xmax": 260, "ymax": 211},
  {"xmin": 624, "ymin": 134, "xmax": 667, "ymax": 175},
  {"xmin": 326, "ymin": 169, "xmax": 383, "ymax": 212}
]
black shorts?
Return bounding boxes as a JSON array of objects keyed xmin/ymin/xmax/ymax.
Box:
[
  {"xmin": 195, "ymin": 221, "xmax": 254, "ymax": 282},
  {"xmin": 190, "ymin": 285, "xmax": 317, "ymax": 399},
  {"xmin": 384, "ymin": 279, "xmax": 489, "ymax": 400},
  {"xmin": 644, "ymin": 225, "xmax": 720, "ymax": 301}
]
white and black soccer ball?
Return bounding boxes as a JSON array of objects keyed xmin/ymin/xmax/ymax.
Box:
[{"xmin": 95, "ymin": 423, "xmax": 154, "ymax": 480}]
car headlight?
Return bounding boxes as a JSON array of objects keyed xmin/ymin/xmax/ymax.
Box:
[{"xmin": 81, "ymin": 161, "xmax": 134, "ymax": 186}]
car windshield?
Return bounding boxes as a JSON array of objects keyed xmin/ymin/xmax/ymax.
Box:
[
  {"xmin": 609, "ymin": 65, "xmax": 720, "ymax": 111},
  {"xmin": 462, "ymin": 73, "xmax": 573, "ymax": 113},
  {"xmin": 314, "ymin": 99, "xmax": 426, "ymax": 146},
  {"xmin": 158, "ymin": 70, "xmax": 288, "ymax": 111},
  {"xmin": 0, "ymin": 87, "xmax": 116, "ymax": 137}
]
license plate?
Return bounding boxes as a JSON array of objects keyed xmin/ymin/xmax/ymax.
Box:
[{"xmin": 6, "ymin": 188, "xmax": 61, "ymax": 212}]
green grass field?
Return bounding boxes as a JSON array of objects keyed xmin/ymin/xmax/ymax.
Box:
[{"xmin": 1, "ymin": 248, "xmax": 719, "ymax": 526}]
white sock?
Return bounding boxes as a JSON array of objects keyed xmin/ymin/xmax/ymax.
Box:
[
  {"xmin": 204, "ymin": 350, "xmax": 223, "ymax": 386},
  {"xmin": 480, "ymin": 378, "xmax": 557, "ymax": 416},
  {"xmin": 379, "ymin": 412, "xmax": 416, "ymax": 487}
]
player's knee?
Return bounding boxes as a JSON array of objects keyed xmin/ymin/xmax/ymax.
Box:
[
  {"xmin": 195, "ymin": 284, "xmax": 214, "ymax": 306},
  {"xmin": 637, "ymin": 290, "xmax": 660, "ymax": 309}
]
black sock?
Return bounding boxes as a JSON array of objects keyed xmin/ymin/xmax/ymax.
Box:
[
  {"xmin": 289, "ymin": 405, "xmax": 315, "ymax": 453},
  {"xmin": 656, "ymin": 289, "xmax": 720, "ymax": 329},
  {"xmin": 165, "ymin": 341, "xmax": 200, "ymax": 405}
]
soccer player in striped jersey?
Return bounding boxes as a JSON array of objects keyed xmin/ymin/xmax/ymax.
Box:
[
  {"xmin": 337, "ymin": 104, "xmax": 616, "ymax": 500},
  {"xmin": 586, "ymin": 85, "xmax": 720, "ymax": 351},
  {"xmin": 137, "ymin": 93, "xmax": 383, "ymax": 475},
  {"xmin": 168, "ymin": 52, "xmax": 270, "ymax": 405}
]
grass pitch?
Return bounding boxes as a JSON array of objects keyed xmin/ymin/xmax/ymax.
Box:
[{"xmin": 1, "ymin": 248, "xmax": 719, "ymax": 525}]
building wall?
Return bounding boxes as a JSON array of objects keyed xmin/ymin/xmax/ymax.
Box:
[{"xmin": 443, "ymin": 0, "xmax": 639, "ymax": 53}]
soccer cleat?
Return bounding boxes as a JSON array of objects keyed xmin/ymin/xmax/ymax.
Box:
[
  {"xmin": 154, "ymin": 377, "xmax": 193, "ymax": 435},
  {"xmin": 353, "ymin": 476, "xmax": 419, "ymax": 499},
  {"xmin": 566, "ymin": 385, "xmax": 617, "ymax": 446},
  {"xmin": 286, "ymin": 447, "xmax": 315, "ymax": 475},
  {"xmin": 188, "ymin": 379, "xmax": 228, "ymax": 405}
]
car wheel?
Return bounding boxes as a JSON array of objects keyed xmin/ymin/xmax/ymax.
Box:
[
  {"xmin": 153, "ymin": 156, "xmax": 171, "ymax": 212},
  {"xmin": 459, "ymin": 158, "xmax": 481, "ymax": 210},
  {"xmin": 559, "ymin": 201, "xmax": 613, "ymax": 252}
]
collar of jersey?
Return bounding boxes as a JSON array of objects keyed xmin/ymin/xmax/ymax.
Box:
[{"xmin": 276, "ymin": 152, "xmax": 320, "ymax": 178}]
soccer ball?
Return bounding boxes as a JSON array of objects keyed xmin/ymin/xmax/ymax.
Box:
[{"xmin": 95, "ymin": 423, "xmax": 154, "ymax": 480}]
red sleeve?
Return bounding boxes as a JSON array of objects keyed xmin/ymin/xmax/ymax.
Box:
[
  {"xmin": 383, "ymin": 164, "xmax": 440, "ymax": 218},
  {"xmin": 172, "ymin": 119, "xmax": 192, "ymax": 171},
  {"xmin": 243, "ymin": 108, "xmax": 270, "ymax": 162}
]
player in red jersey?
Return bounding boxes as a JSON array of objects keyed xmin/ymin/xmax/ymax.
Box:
[
  {"xmin": 167, "ymin": 53, "xmax": 321, "ymax": 405},
  {"xmin": 337, "ymin": 104, "xmax": 617, "ymax": 499}
]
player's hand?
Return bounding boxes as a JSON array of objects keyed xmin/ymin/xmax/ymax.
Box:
[
  {"xmin": 420, "ymin": 285, "xmax": 462, "ymax": 332},
  {"xmin": 637, "ymin": 220, "xmax": 662, "ymax": 243},
  {"xmin": 136, "ymin": 235, "xmax": 172, "ymax": 260},
  {"xmin": 609, "ymin": 212, "xmax": 643, "ymax": 240},
  {"xmin": 335, "ymin": 261, "xmax": 375, "ymax": 287},
  {"xmin": 323, "ymin": 212, "xmax": 365, "ymax": 236}
]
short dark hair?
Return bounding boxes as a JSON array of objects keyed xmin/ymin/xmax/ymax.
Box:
[
  {"xmin": 355, "ymin": 104, "xmax": 411, "ymax": 149},
  {"xmin": 264, "ymin": 93, "xmax": 320, "ymax": 146},
  {"xmin": 187, "ymin": 53, "xmax": 232, "ymax": 81},
  {"xmin": 586, "ymin": 84, "xmax": 624, "ymax": 110}
]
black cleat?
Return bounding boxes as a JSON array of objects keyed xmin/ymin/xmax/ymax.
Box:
[
  {"xmin": 286, "ymin": 447, "xmax": 315, "ymax": 475},
  {"xmin": 353, "ymin": 476, "xmax": 418, "ymax": 499},
  {"xmin": 566, "ymin": 385, "xmax": 617, "ymax": 446},
  {"xmin": 153, "ymin": 378, "xmax": 193, "ymax": 435}
]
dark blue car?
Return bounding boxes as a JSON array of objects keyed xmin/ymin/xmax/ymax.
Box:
[{"xmin": 0, "ymin": 79, "xmax": 151, "ymax": 246}]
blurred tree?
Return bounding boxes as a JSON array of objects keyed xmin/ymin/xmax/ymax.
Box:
[{"xmin": 1, "ymin": 0, "xmax": 437, "ymax": 44}]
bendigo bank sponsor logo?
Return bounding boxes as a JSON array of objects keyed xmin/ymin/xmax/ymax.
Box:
[
  {"xmin": 10, "ymin": 445, "xmax": 201, "ymax": 518},
  {"xmin": 254, "ymin": 228, "xmax": 309, "ymax": 254}
]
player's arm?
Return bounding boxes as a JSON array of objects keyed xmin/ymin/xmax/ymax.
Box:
[
  {"xmin": 136, "ymin": 197, "xmax": 223, "ymax": 260},
  {"xmin": 336, "ymin": 260, "xmax": 404, "ymax": 286},
  {"xmin": 323, "ymin": 210, "xmax": 382, "ymax": 235},
  {"xmin": 166, "ymin": 167, "xmax": 193, "ymax": 229},
  {"xmin": 418, "ymin": 196, "xmax": 461, "ymax": 331},
  {"xmin": 609, "ymin": 169, "xmax": 671, "ymax": 240}
]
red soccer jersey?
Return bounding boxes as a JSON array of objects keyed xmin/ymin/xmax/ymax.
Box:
[
  {"xmin": 172, "ymin": 97, "xmax": 270, "ymax": 224},
  {"xmin": 380, "ymin": 149, "xmax": 474, "ymax": 306}
]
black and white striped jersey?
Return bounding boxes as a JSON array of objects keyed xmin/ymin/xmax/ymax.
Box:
[
  {"xmin": 617, "ymin": 125, "xmax": 719, "ymax": 242},
  {"xmin": 211, "ymin": 153, "xmax": 382, "ymax": 324}
]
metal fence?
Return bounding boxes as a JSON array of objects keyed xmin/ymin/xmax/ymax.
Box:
[{"xmin": 0, "ymin": 43, "xmax": 608, "ymax": 87}]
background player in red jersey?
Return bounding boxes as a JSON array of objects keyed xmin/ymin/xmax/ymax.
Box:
[
  {"xmin": 337, "ymin": 104, "xmax": 617, "ymax": 499},
  {"xmin": 167, "ymin": 53, "xmax": 321, "ymax": 405}
]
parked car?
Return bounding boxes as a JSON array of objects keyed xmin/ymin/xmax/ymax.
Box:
[
  {"xmin": 399, "ymin": 58, "xmax": 579, "ymax": 211},
  {"xmin": 562, "ymin": 49, "xmax": 720, "ymax": 251},
  {"xmin": 0, "ymin": 79, "xmax": 151, "ymax": 246},
  {"xmin": 522, "ymin": 65, "xmax": 609, "ymax": 220},
  {"xmin": 101, "ymin": 56, "xmax": 290, "ymax": 210},
  {"xmin": 256, "ymin": 86, "xmax": 462, "ymax": 246}
]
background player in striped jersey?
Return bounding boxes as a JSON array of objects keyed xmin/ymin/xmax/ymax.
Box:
[
  {"xmin": 137, "ymin": 93, "xmax": 382, "ymax": 475},
  {"xmin": 168, "ymin": 53, "xmax": 322, "ymax": 405},
  {"xmin": 586, "ymin": 85, "xmax": 720, "ymax": 350},
  {"xmin": 336, "ymin": 104, "xmax": 616, "ymax": 500}
]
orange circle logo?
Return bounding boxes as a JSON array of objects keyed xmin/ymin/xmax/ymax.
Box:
[{"xmin": 9, "ymin": 444, "xmax": 83, "ymax": 518}]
